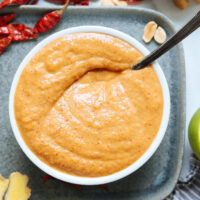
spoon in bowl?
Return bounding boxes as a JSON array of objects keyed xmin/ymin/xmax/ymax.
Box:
[{"xmin": 133, "ymin": 10, "xmax": 200, "ymax": 70}]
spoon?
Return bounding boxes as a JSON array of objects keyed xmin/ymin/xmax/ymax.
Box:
[{"xmin": 133, "ymin": 10, "xmax": 200, "ymax": 70}]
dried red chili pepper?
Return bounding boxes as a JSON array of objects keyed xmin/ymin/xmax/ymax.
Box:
[
  {"xmin": 125, "ymin": 0, "xmax": 142, "ymax": 5},
  {"xmin": 0, "ymin": 13, "xmax": 16, "ymax": 26},
  {"xmin": 26, "ymin": 0, "xmax": 39, "ymax": 4},
  {"xmin": 45, "ymin": 0, "xmax": 66, "ymax": 4},
  {"xmin": 0, "ymin": 0, "xmax": 29, "ymax": 9},
  {"xmin": 0, "ymin": 35, "xmax": 12, "ymax": 54},
  {"xmin": 46, "ymin": 0, "xmax": 89, "ymax": 5},
  {"xmin": 0, "ymin": 24, "xmax": 38, "ymax": 41},
  {"xmin": 71, "ymin": 0, "xmax": 89, "ymax": 5},
  {"xmin": 33, "ymin": 0, "xmax": 69, "ymax": 34},
  {"xmin": 42, "ymin": 174, "xmax": 54, "ymax": 183},
  {"xmin": 65, "ymin": 182, "xmax": 82, "ymax": 189},
  {"xmin": 99, "ymin": 184, "xmax": 109, "ymax": 191},
  {"xmin": 33, "ymin": 11, "xmax": 62, "ymax": 33},
  {"xmin": 0, "ymin": 26, "xmax": 9, "ymax": 35},
  {"xmin": 70, "ymin": 0, "xmax": 89, "ymax": 5},
  {"xmin": 73, "ymin": 184, "xmax": 82, "ymax": 189}
]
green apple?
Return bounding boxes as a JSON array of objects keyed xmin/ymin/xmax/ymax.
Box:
[{"xmin": 188, "ymin": 108, "xmax": 200, "ymax": 159}]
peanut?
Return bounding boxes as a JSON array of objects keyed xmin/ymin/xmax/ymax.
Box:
[
  {"xmin": 143, "ymin": 21, "xmax": 157, "ymax": 43},
  {"xmin": 173, "ymin": 0, "xmax": 189, "ymax": 10},
  {"xmin": 101, "ymin": 0, "xmax": 114, "ymax": 6},
  {"xmin": 112, "ymin": 0, "xmax": 127, "ymax": 6},
  {"xmin": 154, "ymin": 26, "xmax": 167, "ymax": 44}
]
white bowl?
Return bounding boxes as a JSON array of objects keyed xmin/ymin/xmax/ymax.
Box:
[{"xmin": 9, "ymin": 26, "xmax": 170, "ymax": 185}]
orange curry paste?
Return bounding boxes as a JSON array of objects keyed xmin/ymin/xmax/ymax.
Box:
[{"xmin": 14, "ymin": 33, "xmax": 163, "ymax": 177}]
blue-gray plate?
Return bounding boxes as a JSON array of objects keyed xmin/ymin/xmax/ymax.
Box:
[{"xmin": 0, "ymin": 7, "xmax": 185, "ymax": 200}]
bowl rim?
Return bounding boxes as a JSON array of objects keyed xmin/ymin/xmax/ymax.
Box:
[{"xmin": 9, "ymin": 25, "xmax": 170, "ymax": 185}]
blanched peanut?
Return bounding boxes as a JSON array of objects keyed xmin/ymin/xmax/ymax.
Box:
[
  {"xmin": 143, "ymin": 21, "xmax": 157, "ymax": 43},
  {"xmin": 154, "ymin": 26, "xmax": 167, "ymax": 44},
  {"xmin": 112, "ymin": 0, "xmax": 127, "ymax": 6},
  {"xmin": 173, "ymin": 0, "xmax": 188, "ymax": 10},
  {"xmin": 101, "ymin": 0, "xmax": 114, "ymax": 6}
]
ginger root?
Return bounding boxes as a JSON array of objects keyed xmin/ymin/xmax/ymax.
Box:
[
  {"xmin": 0, "ymin": 175, "xmax": 9, "ymax": 200},
  {"xmin": 5, "ymin": 172, "xmax": 31, "ymax": 200}
]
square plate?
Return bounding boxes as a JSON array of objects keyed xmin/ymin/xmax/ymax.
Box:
[{"xmin": 0, "ymin": 7, "xmax": 185, "ymax": 200}]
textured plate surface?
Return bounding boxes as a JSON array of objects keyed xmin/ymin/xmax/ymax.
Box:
[{"xmin": 0, "ymin": 7, "xmax": 185, "ymax": 200}]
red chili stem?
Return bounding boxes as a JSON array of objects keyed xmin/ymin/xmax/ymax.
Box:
[{"xmin": 57, "ymin": 0, "xmax": 70, "ymax": 15}]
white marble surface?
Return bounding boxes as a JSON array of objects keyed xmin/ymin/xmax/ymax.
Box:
[{"xmin": 39, "ymin": 0, "xmax": 200, "ymax": 180}]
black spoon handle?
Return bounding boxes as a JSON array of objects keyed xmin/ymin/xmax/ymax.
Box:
[{"xmin": 133, "ymin": 10, "xmax": 200, "ymax": 70}]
